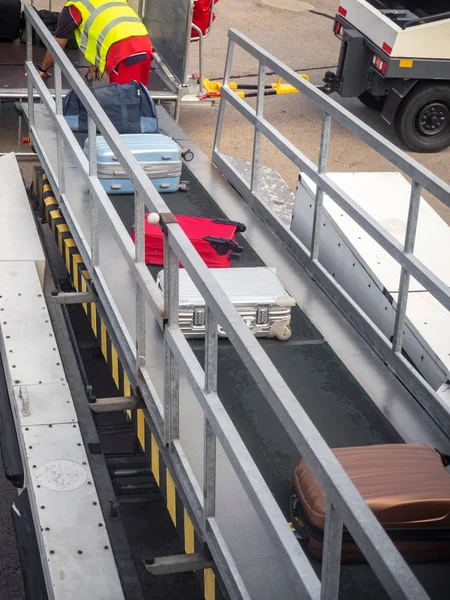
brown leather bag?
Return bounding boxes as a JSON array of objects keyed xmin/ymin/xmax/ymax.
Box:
[{"xmin": 292, "ymin": 444, "xmax": 450, "ymax": 563}]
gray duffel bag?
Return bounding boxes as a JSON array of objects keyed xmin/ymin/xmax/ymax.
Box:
[{"xmin": 63, "ymin": 81, "xmax": 158, "ymax": 134}]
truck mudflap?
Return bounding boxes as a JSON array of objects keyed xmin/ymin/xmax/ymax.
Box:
[
  {"xmin": 322, "ymin": 21, "xmax": 372, "ymax": 98},
  {"xmin": 11, "ymin": 489, "xmax": 49, "ymax": 600},
  {"xmin": 381, "ymin": 78, "xmax": 419, "ymax": 125},
  {"xmin": 337, "ymin": 27, "xmax": 372, "ymax": 97},
  {"xmin": 0, "ymin": 356, "xmax": 24, "ymax": 488}
]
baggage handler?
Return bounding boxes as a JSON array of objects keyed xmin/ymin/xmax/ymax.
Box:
[{"xmin": 38, "ymin": 0, "xmax": 152, "ymax": 86}]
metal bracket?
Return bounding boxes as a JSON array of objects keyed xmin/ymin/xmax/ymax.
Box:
[
  {"xmin": 144, "ymin": 553, "xmax": 213, "ymax": 576},
  {"xmin": 89, "ymin": 396, "xmax": 144, "ymax": 413},
  {"xmin": 319, "ymin": 71, "xmax": 341, "ymax": 95},
  {"xmin": 51, "ymin": 291, "xmax": 97, "ymax": 304},
  {"xmin": 159, "ymin": 212, "xmax": 178, "ymax": 234}
]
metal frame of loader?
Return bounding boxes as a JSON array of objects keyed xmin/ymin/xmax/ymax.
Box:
[{"xmin": 14, "ymin": 6, "xmax": 450, "ymax": 600}]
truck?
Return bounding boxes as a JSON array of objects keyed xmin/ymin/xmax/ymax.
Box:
[
  {"xmin": 1, "ymin": 4, "xmax": 450, "ymax": 600},
  {"xmin": 322, "ymin": 1, "xmax": 450, "ymax": 153}
]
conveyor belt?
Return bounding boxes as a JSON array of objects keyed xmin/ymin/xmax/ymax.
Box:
[
  {"xmin": 111, "ymin": 170, "xmax": 450, "ymax": 599},
  {"xmin": 105, "ymin": 172, "xmax": 448, "ymax": 600},
  {"xmin": 26, "ymin": 104, "xmax": 450, "ymax": 600},
  {"xmin": 109, "ymin": 168, "xmax": 402, "ymax": 468}
]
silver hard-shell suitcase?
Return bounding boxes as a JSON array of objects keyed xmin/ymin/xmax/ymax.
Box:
[{"xmin": 157, "ymin": 267, "xmax": 296, "ymax": 341}]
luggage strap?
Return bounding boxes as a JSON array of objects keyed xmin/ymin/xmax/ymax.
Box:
[{"xmin": 117, "ymin": 85, "xmax": 129, "ymax": 133}]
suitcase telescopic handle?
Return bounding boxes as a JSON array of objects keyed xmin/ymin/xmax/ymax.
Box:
[
  {"xmin": 212, "ymin": 218, "xmax": 247, "ymax": 233},
  {"xmin": 203, "ymin": 236, "xmax": 243, "ymax": 257}
]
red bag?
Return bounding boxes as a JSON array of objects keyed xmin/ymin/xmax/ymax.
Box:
[
  {"xmin": 132, "ymin": 214, "xmax": 245, "ymax": 267},
  {"xmin": 191, "ymin": 0, "xmax": 219, "ymax": 38}
]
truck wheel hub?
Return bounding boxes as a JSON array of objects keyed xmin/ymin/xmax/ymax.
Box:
[{"xmin": 417, "ymin": 102, "xmax": 450, "ymax": 137}]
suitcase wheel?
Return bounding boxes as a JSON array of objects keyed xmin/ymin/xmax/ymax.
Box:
[
  {"xmin": 270, "ymin": 321, "xmax": 292, "ymax": 341},
  {"xmin": 277, "ymin": 325, "xmax": 292, "ymax": 342},
  {"xmin": 181, "ymin": 148, "xmax": 194, "ymax": 162},
  {"xmin": 179, "ymin": 181, "xmax": 190, "ymax": 192}
]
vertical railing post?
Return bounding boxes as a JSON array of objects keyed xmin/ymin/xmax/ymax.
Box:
[
  {"xmin": 250, "ymin": 62, "xmax": 266, "ymax": 193},
  {"xmin": 310, "ymin": 113, "xmax": 332, "ymax": 261},
  {"xmin": 26, "ymin": 16, "xmax": 34, "ymax": 129},
  {"xmin": 88, "ymin": 114, "xmax": 99, "ymax": 266},
  {"xmin": 213, "ymin": 37, "xmax": 235, "ymax": 154},
  {"xmin": 392, "ymin": 180, "xmax": 421, "ymax": 354},
  {"xmin": 204, "ymin": 307, "xmax": 218, "ymax": 525},
  {"xmin": 54, "ymin": 63, "xmax": 65, "ymax": 195},
  {"xmin": 135, "ymin": 193, "xmax": 146, "ymax": 374},
  {"xmin": 320, "ymin": 501, "xmax": 343, "ymax": 600},
  {"xmin": 164, "ymin": 232, "xmax": 180, "ymax": 445}
]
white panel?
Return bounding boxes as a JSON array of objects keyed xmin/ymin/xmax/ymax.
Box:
[
  {"xmin": 23, "ymin": 423, "xmax": 123, "ymax": 600},
  {"xmin": 393, "ymin": 291, "xmax": 450, "ymax": 376},
  {"xmin": 0, "ymin": 260, "xmax": 124, "ymax": 600},
  {"xmin": 0, "ymin": 261, "xmax": 68, "ymax": 386},
  {"xmin": 215, "ymin": 440, "xmax": 299, "ymax": 600},
  {"xmin": 343, "ymin": 0, "xmax": 450, "ymax": 60},
  {"xmin": 300, "ymin": 172, "xmax": 450, "ymax": 293},
  {"xmin": 12, "ymin": 383, "xmax": 77, "ymax": 427},
  {"xmin": 393, "ymin": 21, "xmax": 450, "ymax": 60},
  {"xmin": 0, "ymin": 154, "xmax": 45, "ymax": 285},
  {"xmin": 98, "ymin": 203, "xmax": 136, "ymax": 341},
  {"xmin": 291, "ymin": 175, "xmax": 450, "ymax": 390}
]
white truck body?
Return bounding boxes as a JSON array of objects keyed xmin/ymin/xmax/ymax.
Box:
[{"xmin": 340, "ymin": 0, "xmax": 450, "ymax": 59}]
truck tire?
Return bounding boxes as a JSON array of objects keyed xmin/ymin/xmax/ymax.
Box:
[
  {"xmin": 358, "ymin": 91, "xmax": 385, "ymax": 111},
  {"xmin": 395, "ymin": 83, "xmax": 450, "ymax": 153}
]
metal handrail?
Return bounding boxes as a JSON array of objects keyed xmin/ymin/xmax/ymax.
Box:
[
  {"xmin": 212, "ymin": 29, "xmax": 450, "ymax": 436},
  {"xmin": 24, "ymin": 7, "xmax": 431, "ymax": 600}
]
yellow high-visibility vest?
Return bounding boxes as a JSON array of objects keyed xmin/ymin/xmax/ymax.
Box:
[{"xmin": 65, "ymin": 0, "xmax": 148, "ymax": 73}]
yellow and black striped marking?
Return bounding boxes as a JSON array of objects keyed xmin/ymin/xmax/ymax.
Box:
[{"xmin": 32, "ymin": 167, "xmax": 225, "ymax": 600}]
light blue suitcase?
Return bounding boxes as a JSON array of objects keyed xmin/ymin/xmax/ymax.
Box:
[{"xmin": 83, "ymin": 134, "xmax": 182, "ymax": 194}]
